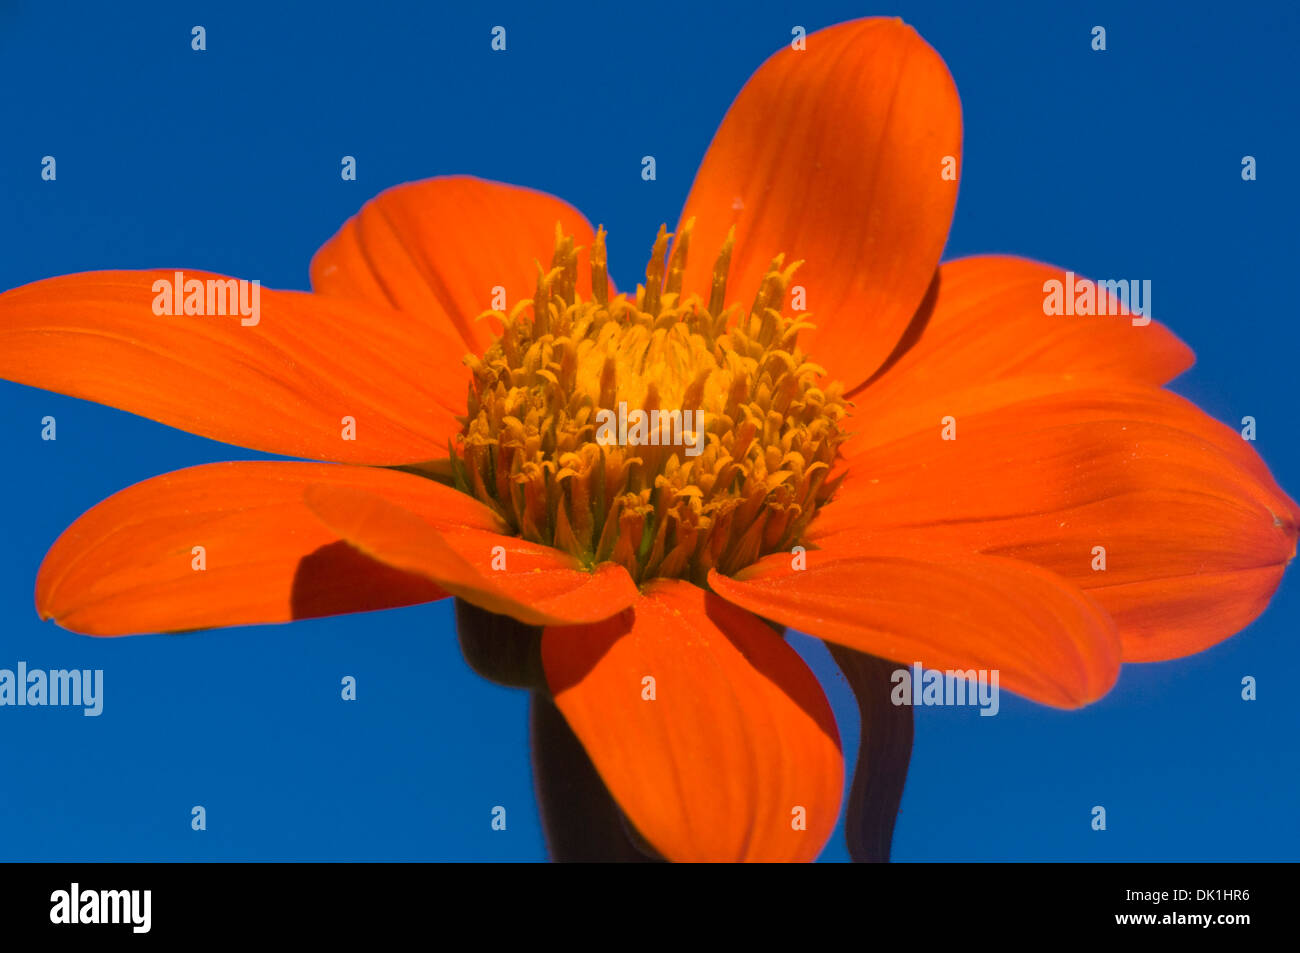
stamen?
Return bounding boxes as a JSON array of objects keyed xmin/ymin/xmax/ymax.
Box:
[{"xmin": 451, "ymin": 222, "xmax": 848, "ymax": 586}]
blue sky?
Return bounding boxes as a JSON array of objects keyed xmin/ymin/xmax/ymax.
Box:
[{"xmin": 0, "ymin": 0, "xmax": 1296, "ymax": 861}]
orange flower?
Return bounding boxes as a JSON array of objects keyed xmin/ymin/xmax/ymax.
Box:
[{"xmin": 0, "ymin": 17, "xmax": 1295, "ymax": 862}]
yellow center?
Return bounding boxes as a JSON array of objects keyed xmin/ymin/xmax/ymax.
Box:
[{"xmin": 449, "ymin": 220, "xmax": 848, "ymax": 586}]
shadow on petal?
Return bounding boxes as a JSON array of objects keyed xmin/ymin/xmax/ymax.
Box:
[{"xmin": 291, "ymin": 540, "xmax": 446, "ymax": 620}]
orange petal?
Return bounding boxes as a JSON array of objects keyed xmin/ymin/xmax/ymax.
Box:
[
  {"xmin": 310, "ymin": 175, "xmax": 606, "ymax": 356},
  {"xmin": 303, "ymin": 484, "xmax": 637, "ymax": 626},
  {"xmin": 845, "ymin": 256, "xmax": 1195, "ymax": 448},
  {"xmin": 710, "ymin": 551, "xmax": 1120, "ymax": 709},
  {"xmin": 676, "ymin": 17, "xmax": 962, "ymax": 390},
  {"xmin": 818, "ymin": 386, "xmax": 1299, "ymax": 662},
  {"xmin": 542, "ymin": 579, "xmax": 842, "ymax": 862},
  {"xmin": 0, "ymin": 271, "xmax": 467, "ymax": 464},
  {"xmin": 36, "ymin": 462, "xmax": 505, "ymax": 636}
]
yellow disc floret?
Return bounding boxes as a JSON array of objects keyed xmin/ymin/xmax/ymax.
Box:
[{"xmin": 449, "ymin": 220, "xmax": 848, "ymax": 586}]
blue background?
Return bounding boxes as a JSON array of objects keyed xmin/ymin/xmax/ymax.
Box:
[{"xmin": 1, "ymin": 0, "xmax": 1296, "ymax": 861}]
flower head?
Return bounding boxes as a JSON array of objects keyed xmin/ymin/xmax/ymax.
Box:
[
  {"xmin": 0, "ymin": 17, "xmax": 1294, "ymax": 862},
  {"xmin": 455, "ymin": 221, "xmax": 847, "ymax": 585}
]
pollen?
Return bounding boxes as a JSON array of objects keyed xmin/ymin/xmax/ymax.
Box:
[{"xmin": 449, "ymin": 220, "xmax": 849, "ymax": 586}]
